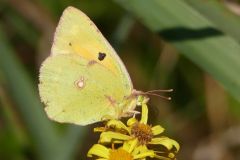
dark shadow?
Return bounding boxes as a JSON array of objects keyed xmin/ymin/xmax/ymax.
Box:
[{"xmin": 158, "ymin": 27, "xmax": 223, "ymax": 42}]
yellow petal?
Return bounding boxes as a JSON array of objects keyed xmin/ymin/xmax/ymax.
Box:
[
  {"xmin": 150, "ymin": 137, "xmax": 180, "ymax": 151},
  {"xmin": 87, "ymin": 144, "xmax": 109, "ymax": 158},
  {"xmin": 132, "ymin": 145, "xmax": 148, "ymax": 155},
  {"xmin": 94, "ymin": 127, "xmax": 106, "ymax": 132},
  {"xmin": 123, "ymin": 139, "xmax": 138, "ymax": 153},
  {"xmin": 99, "ymin": 131, "xmax": 131, "ymax": 143},
  {"xmin": 132, "ymin": 145, "xmax": 156, "ymax": 159},
  {"xmin": 127, "ymin": 117, "xmax": 138, "ymax": 126},
  {"xmin": 133, "ymin": 150, "xmax": 155, "ymax": 159},
  {"xmin": 140, "ymin": 104, "xmax": 148, "ymax": 124},
  {"xmin": 151, "ymin": 125, "xmax": 165, "ymax": 135},
  {"xmin": 154, "ymin": 154, "xmax": 172, "ymax": 160},
  {"xmin": 168, "ymin": 152, "xmax": 175, "ymax": 159},
  {"xmin": 107, "ymin": 119, "xmax": 130, "ymax": 133}
]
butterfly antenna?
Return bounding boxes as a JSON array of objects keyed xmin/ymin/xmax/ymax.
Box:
[
  {"xmin": 143, "ymin": 92, "xmax": 172, "ymax": 100},
  {"xmin": 146, "ymin": 89, "xmax": 173, "ymax": 93},
  {"xmin": 141, "ymin": 89, "xmax": 173, "ymax": 100}
]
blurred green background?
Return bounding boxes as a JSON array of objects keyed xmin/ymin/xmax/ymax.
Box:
[{"xmin": 1, "ymin": 0, "xmax": 240, "ymax": 159}]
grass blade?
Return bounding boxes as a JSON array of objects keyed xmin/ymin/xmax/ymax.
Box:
[
  {"xmin": 115, "ymin": 0, "xmax": 240, "ymax": 101},
  {"xmin": 0, "ymin": 25, "xmax": 59, "ymax": 160},
  {"xmin": 184, "ymin": 0, "xmax": 240, "ymax": 43}
]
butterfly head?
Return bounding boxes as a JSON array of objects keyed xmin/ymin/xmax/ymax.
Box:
[{"xmin": 131, "ymin": 90, "xmax": 149, "ymax": 106}]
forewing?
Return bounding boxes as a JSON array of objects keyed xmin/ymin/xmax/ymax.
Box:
[{"xmin": 51, "ymin": 6, "xmax": 132, "ymax": 91}]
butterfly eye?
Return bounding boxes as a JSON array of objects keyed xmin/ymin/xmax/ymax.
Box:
[{"xmin": 98, "ymin": 52, "xmax": 106, "ymax": 61}]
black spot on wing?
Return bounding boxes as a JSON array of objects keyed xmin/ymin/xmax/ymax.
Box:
[{"xmin": 98, "ymin": 52, "xmax": 106, "ymax": 61}]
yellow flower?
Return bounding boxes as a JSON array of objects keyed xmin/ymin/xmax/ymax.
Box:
[
  {"xmin": 94, "ymin": 103, "xmax": 180, "ymax": 159},
  {"xmin": 87, "ymin": 139, "xmax": 155, "ymax": 160}
]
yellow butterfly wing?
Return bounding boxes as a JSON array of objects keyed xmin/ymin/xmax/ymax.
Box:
[
  {"xmin": 39, "ymin": 54, "xmax": 131, "ymax": 125},
  {"xmin": 39, "ymin": 6, "xmax": 136, "ymax": 125},
  {"xmin": 51, "ymin": 6, "xmax": 132, "ymax": 91}
]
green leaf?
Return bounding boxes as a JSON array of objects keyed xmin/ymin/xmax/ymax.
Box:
[
  {"xmin": 115, "ymin": 0, "xmax": 240, "ymax": 101},
  {"xmin": 184, "ymin": 0, "xmax": 240, "ymax": 43}
]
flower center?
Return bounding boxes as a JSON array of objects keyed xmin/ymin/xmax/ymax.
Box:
[
  {"xmin": 109, "ymin": 148, "xmax": 133, "ymax": 160},
  {"xmin": 131, "ymin": 122, "xmax": 153, "ymax": 145}
]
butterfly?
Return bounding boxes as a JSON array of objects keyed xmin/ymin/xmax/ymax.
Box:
[{"xmin": 39, "ymin": 6, "xmax": 170, "ymax": 125}]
